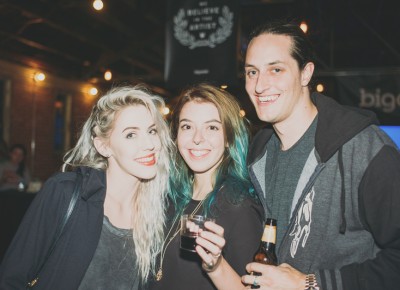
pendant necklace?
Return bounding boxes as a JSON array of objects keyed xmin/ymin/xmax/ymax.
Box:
[{"xmin": 156, "ymin": 197, "xmax": 208, "ymax": 281}]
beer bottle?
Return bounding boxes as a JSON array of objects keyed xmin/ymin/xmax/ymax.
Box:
[
  {"xmin": 251, "ymin": 218, "xmax": 277, "ymax": 289},
  {"xmin": 254, "ymin": 218, "xmax": 278, "ymax": 265}
]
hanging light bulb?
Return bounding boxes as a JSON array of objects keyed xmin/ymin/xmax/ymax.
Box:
[
  {"xmin": 162, "ymin": 107, "xmax": 170, "ymax": 116},
  {"xmin": 34, "ymin": 72, "xmax": 46, "ymax": 82},
  {"xmin": 104, "ymin": 70, "xmax": 112, "ymax": 81},
  {"xmin": 89, "ymin": 87, "xmax": 98, "ymax": 96},
  {"xmin": 316, "ymin": 83, "xmax": 324, "ymax": 93},
  {"xmin": 300, "ymin": 21, "xmax": 308, "ymax": 33},
  {"xmin": 93, "ymin": 0, "xmax": 104, "ymax": 11}
]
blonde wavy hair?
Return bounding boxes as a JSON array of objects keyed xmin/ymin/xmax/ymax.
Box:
[{"xmin": 63, "ymin": 85, "xmax": 173, "ymax": 282}]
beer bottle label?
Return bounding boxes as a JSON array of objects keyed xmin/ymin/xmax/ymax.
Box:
[{"xmin": 261, "ymin": 225, "xmax": 276, "ymax": 243}]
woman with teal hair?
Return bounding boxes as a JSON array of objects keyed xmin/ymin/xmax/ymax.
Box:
[{"xmin": 149, "ymin": 83, "xmax": 263, "ymax": 290}]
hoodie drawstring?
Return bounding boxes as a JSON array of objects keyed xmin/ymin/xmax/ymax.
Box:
[{"xmin": 338, "ymin": 147, "xmax": 347, "ymax": 234}]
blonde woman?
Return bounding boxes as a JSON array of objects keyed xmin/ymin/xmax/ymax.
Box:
[{"xmin": 0, "ymin": 85, "xmax": 173, "ymax": 290}]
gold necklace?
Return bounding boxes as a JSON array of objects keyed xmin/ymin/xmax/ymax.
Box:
[{"xmin": 156, "ymin": 197, "xmax": 207, "ymax": 281}]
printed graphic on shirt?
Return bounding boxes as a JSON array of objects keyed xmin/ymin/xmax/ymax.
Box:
[{"xmin": 289, "ymin": 187, "xmax": 315, "ymax": 258}]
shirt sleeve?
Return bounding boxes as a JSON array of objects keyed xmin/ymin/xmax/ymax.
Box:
[
  {"xmin": 340, "ymin": 145, "xmax": 400, "ymax": 290},
  {"xmin": 217, "ymin": 196, "xmax": 264, "ymax": 276}
]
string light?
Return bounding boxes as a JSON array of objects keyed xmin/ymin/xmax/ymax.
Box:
[
  {"xmin": 89, "ymin": 87, "xmax": 98, "ymax": 96},
  {"xmin": 220, "ymin": 85, "xmax": 228, "ymax": 89},
  {"xmin": 33, "ymin": 72, "xmax": 46, "ymax": 82},
  {"xmin": 162, "ymin": 107, "xmax": 170, "ymax": 115},
  {"xmin": 104, "ymin": 70, "xmax": 112, "ymax": 81},
  {"xmin": 93, "ymin": 0, "xmax": 104, "ymax": 11},
  {"xmin": 300, "ymin": 21, "xmax": 308, "ymax": 33},
  {"xmin": 316, "ymin": 83, "xmax": 324, "ymax": 93}
]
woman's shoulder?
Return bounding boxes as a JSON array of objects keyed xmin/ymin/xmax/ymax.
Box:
[
  {"xmin": 44, "ymin": 166, "xmax": 100, "ymax": 186},
  {"xmin": 212, "ymin": 183, "xmax": 263, "ymax": 235},
  {"xmin": 214, "ymin": 180, "xmax": 261, "ymax": 213},
  {"xmin": 36, "ymin": 168, "xmax": 91, "ymax": 202},
  {"xmin": 44, "ymin": 170, "xmax": 79, "ymax": 187},
  {"xmin": 219, "ymin": 177, "xmax": 256, "ymax": 199}
]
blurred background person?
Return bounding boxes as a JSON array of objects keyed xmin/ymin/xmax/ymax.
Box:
[{"xmin": 0, "ymin": 144, "xmax": 31, "ymax": 192}]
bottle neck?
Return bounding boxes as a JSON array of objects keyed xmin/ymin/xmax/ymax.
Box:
[{"xmin": 261, "ymin": 241, "xmax": 276, "ymax": 252}]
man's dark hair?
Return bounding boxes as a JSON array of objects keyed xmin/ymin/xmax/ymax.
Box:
[{"xmin": 248, "ymin": 20, "xmax": 315, "ymax": 70}]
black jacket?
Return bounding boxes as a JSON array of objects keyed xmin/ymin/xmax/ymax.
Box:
[{"xmin": 0, "ymin": 167, "xmax": 106, "ymax": 290}]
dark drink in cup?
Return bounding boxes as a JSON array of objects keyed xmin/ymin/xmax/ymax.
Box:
[
  {"xmin": 180, "ymin": 214, "xmax": 215, "ymax": 252},
  {"xmin": 180, "ymin": 233, "xmax": 198, "ymax": 252}
]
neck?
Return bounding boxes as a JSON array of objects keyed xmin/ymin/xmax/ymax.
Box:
[
  {"xmin": 274, "ymin": 90, "xmax": 317, "ymax": 151},
  {"xmin": 104, "ymin": 167, "xmax": 140, "ymax": 228},
  {"xmin": 192, "ymin": 173, "xmax": 213, "ymax": 200},
  {"xmin": 105, "ymin": 167, "xmax": 140, "ymax": 202}
]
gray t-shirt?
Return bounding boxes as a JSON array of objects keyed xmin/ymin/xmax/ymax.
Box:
[
  {"xmin": 264, "ymin": 116, "xmax": 317, "ymax": 251},
  {"xmin": 78, "ymin": 216, "xmax": 139, "ymax": 290}
]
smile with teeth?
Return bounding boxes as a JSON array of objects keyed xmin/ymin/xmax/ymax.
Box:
[
  {"xmin": 189, "ymin": 149, "xmax": 209, "ymax": 158},
  {"xmin": 135, "ymin": 154, "xmax": 156, "ymax": 166},
  {"xmin": 257, "ymin": 94, "xmax": 279, "ymax": 103}
]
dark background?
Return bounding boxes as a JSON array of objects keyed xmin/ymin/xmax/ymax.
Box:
[
  {"xmin": 0, "ymin": 0, "xmax": 398, "ymax": 96},
  {"xmin": 0, "ymin": 0, "xmax": 399, "ymax": 137}
]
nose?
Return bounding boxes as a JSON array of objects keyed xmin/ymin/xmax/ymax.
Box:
[
  {"xmin": 192, "ymin": 128, "xmax": 204, "ymax": 145},
  {"xmin": 142, "ymin": 134, "xmax": 156, "ymax": 151},
  {"xmin": 254, "ymin": 73, "xmax": 270, "ymax": 95}
]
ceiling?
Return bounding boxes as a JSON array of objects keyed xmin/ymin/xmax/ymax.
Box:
[{"xmin": 0, "ymin": 0, "xmax": 399, "ymax": 97}]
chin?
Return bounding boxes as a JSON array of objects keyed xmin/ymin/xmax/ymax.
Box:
[
  {"xmin": 191, "ymin": 167, "xmax": 214, "ymax": 175},
  {"xmin": 136, "ymin": 169, "xmax": 157, "ymax": 180},
  {"xmin": 139, "ymin": 174, "xmax": 157, "ymax": 181}
]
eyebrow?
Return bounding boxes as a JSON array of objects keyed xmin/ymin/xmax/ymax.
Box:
[
  {"xmin": 244, "ymin": 60, "xmax": 284, "ymax": 68},
  {"xmin": 179, "ymin": 118, "xmax": 221, "ymax": 124},
  {"xmin": 122, "ymin": 123, "xmax": 156, "ymax": 132}
]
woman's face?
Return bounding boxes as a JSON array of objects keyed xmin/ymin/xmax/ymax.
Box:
[
  {"xmin": 97, "ymin": 105, "xmax": 161, "ymax": 181},
  {"xmin": 10, "ymin": 148, "xmax": 25, "ymax": 164},
  {"xmin": 177, "ymin": 101, "xmax": 226, "ymax": 176}
]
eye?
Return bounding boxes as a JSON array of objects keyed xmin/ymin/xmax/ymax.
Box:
[
  {"xmin": 245, "ymin": 69, "xmax": 258, "ymax": 78},
  {"xmin": 149, "ymin": 128, "xmax": 158, "ymax": 135},
  {"xmin": 271, "ymin": 68, "xmax": 282, "ymax": 73},
  {"xmin": 126, "ymin": 132, "xmax": 136, "ymax": 139},
  {"xmin": 209, "ymin": 125, "xmax": 219, "ymax": 131},
  {"xmin": 180, "ymin": 124, "xmax": 191, "ymax": 130}
]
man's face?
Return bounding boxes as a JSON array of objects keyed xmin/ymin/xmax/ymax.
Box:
[{"xmin": 244, "ymin": 33, "xmax": 312, "ymax": 126}]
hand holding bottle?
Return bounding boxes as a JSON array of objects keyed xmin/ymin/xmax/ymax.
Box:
[{"xmin": 242, "ymin": 263, "xmax": 306, "ymax": 290}]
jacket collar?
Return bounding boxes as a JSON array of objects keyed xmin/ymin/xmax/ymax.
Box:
[
  {"xmin": 312, "ymin": 92, "xmax": 379, "ymax": 162},
  {"xmin": 248, "ymin": 92, "xmax": 379, "ymax": 164},
  {"xmin": 77, "ymin": 166, "xmax": 106, "ymax": 202}
]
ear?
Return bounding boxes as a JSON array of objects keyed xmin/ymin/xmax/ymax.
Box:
[
  {"xmin": 301, "ymin": 62, "xmax": 315, "ymax": 87},
  {"xmin": 93, "ymin": 137, "xmax": 110, "ymax": 158}
]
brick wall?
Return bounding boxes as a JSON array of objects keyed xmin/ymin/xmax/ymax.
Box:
[{"xmin": 0, "ymin": 59, "xmax": 98, "ymax": 183}]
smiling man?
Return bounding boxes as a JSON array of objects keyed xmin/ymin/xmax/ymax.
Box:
[{"xmin": 241, "ymin": 20, "xmax": 400, "ymax": 290}]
